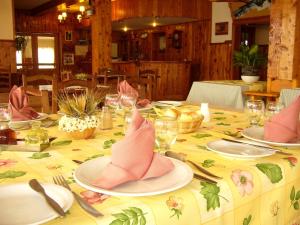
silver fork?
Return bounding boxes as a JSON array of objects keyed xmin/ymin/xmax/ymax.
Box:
[{"xmin": 53, "ymin": 175, "xmax": 103, "ymax": 217}]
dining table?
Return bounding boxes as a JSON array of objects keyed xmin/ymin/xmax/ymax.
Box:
[
  {"xmin": 186, "ymin": 80, "xmax": 267, "ymax": 110},
  {"xmin": 0, "ymin": 105, "xmax": 299, "ymax": 225}
]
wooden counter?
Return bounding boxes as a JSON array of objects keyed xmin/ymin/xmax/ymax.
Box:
[{"xmin": 112, "ymin": 61, "xmax": 191, "ymax": 100}]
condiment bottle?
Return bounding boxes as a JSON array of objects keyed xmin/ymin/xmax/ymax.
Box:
[
  {"xmin": 100, "ymin": 106, "xmax": 113, "ymax": 130},
  {"xmin": 0, "ymin": 122, "xmax": 16, "ymax": 145}
]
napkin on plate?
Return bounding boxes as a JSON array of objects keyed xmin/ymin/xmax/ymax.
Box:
[
  {"xmin": 264, "ymin": 96, "xmax": 300, "ymax": 143},
  {"xmin": 118, "ymin": 80, "xmax": 151, "ymax": 107},
  {"xmin": 9, "ymin": 85, "xmax": 39, "ymax": 121},
  {"xmin": 92, "ymin": 110, "xmax": 174, "ymax": 189}
]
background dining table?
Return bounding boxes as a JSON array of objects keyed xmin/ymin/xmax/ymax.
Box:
[
  {"xmin": 0, "ymin": 105, "xmax": 299, "ymax": 225},
  {"xmin": 186, "ymin": 80, "xmax": 266, "ymax": 110}
]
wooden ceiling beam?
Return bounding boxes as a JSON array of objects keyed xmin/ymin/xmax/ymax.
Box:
[{"xmin": 30, "ymin": 0, "xmax": 78, "ymax": 16}]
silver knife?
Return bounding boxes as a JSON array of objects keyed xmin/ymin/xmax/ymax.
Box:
[
  {"xmin": 165, "ymin": 151, "xmax": 222, "ymax": 179},
  {"xmin": 221, "ymin": 138, "xmax": 292, "ymax": 156},
  {"xmin": 29, "ymin": 179, "xmax": 65, "ymax": 217}
]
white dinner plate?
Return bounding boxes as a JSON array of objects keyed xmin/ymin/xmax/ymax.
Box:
[
  {"xmin": 0, "ymin": 183, "xmax": 73, "ymax": 225},
  {"xmin": 206, "ymin": 139, "xmax": 275, "ymax": 160},
  {"xmin": 137, "ymin": 104, "xmax": 153, "ymax": 112},
  {"xmin": 153, "ymin": 101, "xmax": 183, "ymax": 107},
  {"xmin": 242, "ymin": 127, "xmax": 300, "ymax": 147},
  {"xmin": 10, "ymin": 113, "xmax": 48, "ymax": 124},
  {"xmin": 74, "ymin": 156, "xmax": 193, "ymax": 197}
]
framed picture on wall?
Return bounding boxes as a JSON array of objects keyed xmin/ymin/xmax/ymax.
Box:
[
  {"xmin": 65, "ymin": 31, "xmax": 72, "ymax": 41},
  {"xmin": 215, "ymin": 22, "xmax": 228, "ymax": 35},
  {"xmin": 63, "ymin": 53, "xmax": 74, "ymax": 65}
]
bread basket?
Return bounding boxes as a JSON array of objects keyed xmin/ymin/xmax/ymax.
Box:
[{"xmin": 178, "ymin": 113, "xmax": 204, "ymax": 134}]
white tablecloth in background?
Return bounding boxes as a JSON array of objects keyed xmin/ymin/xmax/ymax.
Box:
[
  {"xmin": 279, "ymin": 88, "xmax": 300, "ymax": 107},
  {"xmin": 186, "ymin": 81, "xmax": 265, "ymax": 109}
]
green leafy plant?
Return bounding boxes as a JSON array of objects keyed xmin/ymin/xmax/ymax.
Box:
[
  {"xmin": 109, "ymin": 207, "xmax": 146, "ymax": 225},
  {"xmin": 58, "ymin": 90, "xmax": 106, "ymax": 118},
  {"xmin": 290, "ymin": 186, "xmax": 300, "ymax": 210},
  {"xmin": 15, "ymin": 36, "xmax": 27, "ymax": 51},
  {"xmin": 256, "ymin": 163, "xmax": 283, "ymax": 183},
  {"xmin": 233, "ymin": 44, "xmax": 267, "ymax": 76}
]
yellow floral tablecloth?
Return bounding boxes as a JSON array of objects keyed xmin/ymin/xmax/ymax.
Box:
[{"xmin": 1, "ymin": 106, "xmax": 300, "ymax": 225}]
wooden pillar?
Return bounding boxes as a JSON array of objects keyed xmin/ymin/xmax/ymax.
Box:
[
  {"xmin": 267, "ymin": 0, "xmax": 300, "ymax": 91},
  {"xmin": 91, "ymin": 0, "xmax": 112, "ymax": 76}
]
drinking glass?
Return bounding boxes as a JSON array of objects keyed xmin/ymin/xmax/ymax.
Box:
[
  {"xmin": 119, "ymin": 94, "xmax": 137, "ymax": 112},
  {"xmin": 265, "ymin": 101, "xmax": 284, "ymax": 121},
  {"xmin": 154, "ymin": 118, "xmax": 178, "ymax": 153},
  {"xmin": 0, "ymin": 103, "xmax": 10, "ymax": 122},
  {"xmin": 245, "ymin": 100, "xmax": 265, "ymax": 126},
  {"xmin": 105, "ymin": 94, "xmax": 119, "ymax": 109}
]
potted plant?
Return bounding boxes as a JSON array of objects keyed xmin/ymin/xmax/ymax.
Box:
[
  {"xmin": 15, "ymin": 36, "xmax": 27, "ymax": 51},
  {"xmin": 233, "ymin": 43, "xmax": 267, "ymax": 83},
  {"xmin": 58, "ymin": 90, "xmax": 105, "ymax": 139}
]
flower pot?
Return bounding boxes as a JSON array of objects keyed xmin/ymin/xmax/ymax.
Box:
[
  {"xmin": 68, "ymin": 127, "xmax": 96, "ymax": 140},
  {"xmin": 241, "ymin": 76, "xmax": 259, "ymax": 84}
]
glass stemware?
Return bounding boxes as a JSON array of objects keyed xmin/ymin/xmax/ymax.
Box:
[
  {"xmin": 154, "ymin": 118, "xmax": 178, "ymax": 153},
  {"xmin": 265, "ymin": 101, "xmax": 284, "ymax": 121},
  {"xmin": 105, "ymin": 94, "xmax": 120, "ymax": 110},
  {"xmin": 119, "ymin": 94, "xmax": 137, "ymax": 112},
  {"xmin": 245, "ymin": 99, "xmax": 265, "ymax": 126}
]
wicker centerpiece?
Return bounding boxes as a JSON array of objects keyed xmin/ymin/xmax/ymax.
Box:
[
  {"xmin": 154, "ymin": 107, "xmax": 204, "ymax": 134},
  {"xmin": 58, "ymin": 90, "xmax": 105, "ymax": 139}
]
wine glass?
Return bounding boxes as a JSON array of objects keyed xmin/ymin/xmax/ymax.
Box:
[
  {"xmin": 105, "ymin": 94, "xmax": 120, "ymax": 110},
  {"xmin": 245, "ymin": 99, "xmax": 265, "ymax": 126},
  {"xmin": 119, "ymin": 94, "xmax": 137, "ymax": 112},
  {"xmin": 0, "ymin": 103, "xmax": 10, "ymax": 122},
  {"xmin": 265, "ymin": 101, "xmax": 284, "ymax": 121},
  {"xmin": 154, "ymin": 118, "xmax": 178, "ymax": 153}
]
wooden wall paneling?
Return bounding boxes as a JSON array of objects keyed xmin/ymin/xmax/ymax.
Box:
[
  {"xmin": 208, "ymin": 42, "xmax": 232, "ymax": 80},
  {"xmin": 92, "ymin": 0, "xmax": 112, "ymax": 75},
  {"xmin": 0, "ymin": 40, "xmax": 16, "ymax": 73},
  {"xmin": 267, "ymin": 0, "xmax": 300, "ymax": 90},
  {"xmin": 111, "ymin": 0, "xmax": 211, "ymax": 21}
]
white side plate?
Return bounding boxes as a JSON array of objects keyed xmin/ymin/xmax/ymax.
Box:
[
  {"xmin": 206, "ymin": 139, "xmax": 275, "ymax": 160},
  {"xmin": 242, "ymin": 127, "xmax": 300, "ymax": 147},
  {"xmin": 74, "ymin": 156, "xmax": 193, "ymax": 197},
  {"xmin": 0, "ymin": 183, "xmax": 73, "ymax": 225}
]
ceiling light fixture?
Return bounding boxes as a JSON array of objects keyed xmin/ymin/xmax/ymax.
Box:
[
  {"xmin": 62, "ymin": 12, "xmax": 67, "ymax": 19},
  {"xmin": 152, "ymin": 21, "xmax": 157, "ymax": 27},
  {"xmin": 79, "ymin": 6, "xmax": 85, "ymax": 14},
  {"xmin": 123, "ymin": 26, "xmax": 128, "ymax": 32},
  {"xmin": 77, "ymin": 14, "xmax": 82, "ymax": 22}
]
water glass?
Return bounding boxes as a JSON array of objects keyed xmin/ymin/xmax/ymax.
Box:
[
  {"xmin": 265, "ymin": 101, "xmax": 284, "ymax": 121},
  {"xmin": 105, "ymin": 94, "xmax": 119, "ymax": 109},
  {"xmin": 154, "ymin": 118, "xmax": 178, "ymax": 153},
  {"xmin": 245, "ymin": 100, "xmax": 265, "ymax": 126},
  {"xmin": 0, "ymin": 103, "xmax": 10, "ymax": 122},
  {"xmin": 119, "ymin": 94, "xmax": 137, "ymax": 111}
]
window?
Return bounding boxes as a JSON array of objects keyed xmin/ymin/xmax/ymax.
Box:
[
  {"xmin": 16, "ymin": 34, "xmax": 56, "ymax": 70},
  {"xmin": 38, "ymin": 36, "xmax": 55, "ymax": 69}
]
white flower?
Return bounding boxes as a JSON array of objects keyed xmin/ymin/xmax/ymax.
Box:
[{"xmin": 58, "ymin": 115, "xmax": 99, "ymax": 132}]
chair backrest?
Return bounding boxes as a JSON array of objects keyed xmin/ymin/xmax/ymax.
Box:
[
  {"xmin": 22, "ymin": 74, "xmax": 58, "ymax": 113},
  {"xmin": 267, "ymin": 78, "xmax": 298, "ymax": 92},
  {"xmin": 0, "ymin": 66, "xmax": 12, "ymax": 93},
  {"xmin": 127, "ymin": 77, "xmax": 153, "ymax": 100},
  {"xmin": 25, "ymin": 87, "xmax": 50, "ymax": 113},
  {"xmin": 138, "ymin": 69, "xmax": 159, "ymax": 100},
  {"xmin": 97, "ymin": 68, "xmax": 126, "ymax": 85},
  {"xmin": 61, "ymin": 70, "xmax": 72, "ymax": 81}
]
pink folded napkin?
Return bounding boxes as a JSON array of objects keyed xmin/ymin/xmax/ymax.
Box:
[
  {"xmin": 8, "ymin": 85, "xmax": 39, "ymax": 121},
  {"xmin": 118, "ymin": 80, "xmax": 151, "ymax": 107},
  {"xmin": 92, "ymin": 110, "xmax": 174, "ymax": 189},
  {"xmin": 264, "ymin": 96, "xmax": 300, "ymax": 143}
]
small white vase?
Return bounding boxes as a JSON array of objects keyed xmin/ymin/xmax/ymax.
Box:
[{"xmin": 241, "ymin": 76, "xmax": 259, "ymax": 84}]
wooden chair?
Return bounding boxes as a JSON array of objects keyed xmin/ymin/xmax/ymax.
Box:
[
  {"xmin": 0, "ymin": 66, "xmax": 12, "ymax": 93},
  {"xmin": 127, "ymin": 77, "xmax": 154, "ymax": 100},
  {"xmin": 22, "ymin": 74, "xmax": 58, "ymax": 113},
  {"xmin": 96, "ymin": 68, "xmax": 127, "ymax": 86},
  {"xmin": 138, "ymin": 69, "xmax": 159, "ymax": 100},
  {"xmin": 244, "ymin": 78, "xmax": 298, "ymax": 103}
]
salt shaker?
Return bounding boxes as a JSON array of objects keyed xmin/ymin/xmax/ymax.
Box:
[{"xmin": 100, "ymin": 106, "xmax": 113, "ymax": 130}]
